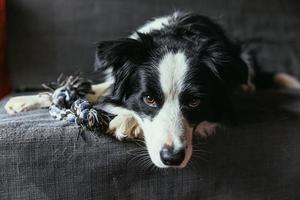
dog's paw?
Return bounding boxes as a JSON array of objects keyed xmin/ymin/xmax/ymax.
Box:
[
  {"xmin": 108, "ymin": 114, "xmax": 143, "ymax": 140},
  {"xmin": 194, "ymin": 121, "xmax": 220, "ymax": 138},
  {"xmin": 4, "ymin": 94, "xmax": 51, "ymax": 114}
]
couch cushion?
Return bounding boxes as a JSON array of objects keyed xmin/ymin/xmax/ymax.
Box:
[{"xmin": 1, "ymin": 90, "xmax": 300, "ymax": 200}]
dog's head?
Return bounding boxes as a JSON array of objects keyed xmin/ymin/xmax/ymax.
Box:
[{"xmin": 95, "ymin": 14, "xmax": 248, "ymax": 168}]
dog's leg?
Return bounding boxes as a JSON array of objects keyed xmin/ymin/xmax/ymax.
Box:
[
  {"xmin": 273, "ymin": 73, "xmax": 300, "ymax": 89},
  {"xmin": 108, "ymin": 113, "xmax": 143, "ymax": 140},
  {"xmin": 86, "ymin": 82, "xmax": 111, "ymax": 103},
  {"xmin": 5, "ymin": 82, "xmax": 111, "ymax": 115},
  {"xmin": 49, "ymin": 79, "xmax": 142, "ymax": 141},
  {"xmin": 5, "ymin": 93, "xmax": 52, "ymax": 114},
  {"xmin": 84, "ymin": 82, "xmax": 143, "ymax": 140},
  {"xmin": 5, "ymin": 80, "xmax": 142, "ymax": 140},
  {"xmin": 102, "ymin": 104, "xmax": 144, "ymax": 140}
]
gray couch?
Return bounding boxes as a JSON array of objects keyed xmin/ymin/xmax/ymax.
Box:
[
  {"xmin": 1, "ymin": 0, "xmax": 300, "ymax": 199},
  {"xmin": 1, "ymin": 90, "xmax": 300, "ymax": 200}
]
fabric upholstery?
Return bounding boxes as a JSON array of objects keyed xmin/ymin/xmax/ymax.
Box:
[{"xmin": 1, "ymin": 90, "xmax": 300, "ymax": 199}]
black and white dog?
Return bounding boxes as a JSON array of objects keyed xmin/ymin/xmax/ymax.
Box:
[{"xmin": 5, "ymin": 12, "xmax": 300, "ymax": 168}]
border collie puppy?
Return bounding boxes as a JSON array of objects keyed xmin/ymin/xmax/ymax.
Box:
[{"xmin": 5, "ymin": 12, "xmax": 300, "ymax": 168}]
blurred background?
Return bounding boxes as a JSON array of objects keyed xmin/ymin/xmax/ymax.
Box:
[{"xmin": 1, "ymin": 0, "xmax": 300, "ymax": 98}]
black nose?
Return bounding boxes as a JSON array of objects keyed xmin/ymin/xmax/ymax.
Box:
[{"xmin": 160, "ymin": 145, "xmax": 185, "ymax": 166}]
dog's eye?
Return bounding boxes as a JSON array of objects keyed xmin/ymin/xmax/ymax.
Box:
[
  {"xmin": 188, "ymin": 98, "xmax": 201, "ymax": 108},
  {"xmin": 143, "ymin": 95, "xmax": 157, "ymax": 107}
]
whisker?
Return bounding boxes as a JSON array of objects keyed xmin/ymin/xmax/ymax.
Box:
[
  {"xmin": 127, "ymin": 151, "xmax": 149, "ymax": 166},
  {"xmin": 140, "ymin": 158, "xmax": 152, "ymax": 169},
  {"xmin": 133, "ymin": 139, "xmax": 146, "ymax": 144},
  {"xmin": 193, "ymin": 142, "xmax": 208, "ymax": 145},
  {"xmin": 126, "ymin": 148, "xmax": 147, "ymax": 153},
  {"xmin": 193, "ymin": 150, "xmax": 211, "ymax": 154},
  {"xmin": 192, "ymin": 155, "xmax": 209, "ymax": 162},
  {"xmin": 126, "ymin": 147, "xmax": 148, "ymax": 154},
  {"xmin": 145, "ymin": 161, "xmax": 155, "ymax": 171},
  {"xmin": 192, "ymin": 151, "xmax": 210, "ymax": 156},
  {"xmin": 137, "ymin": 157, "xmax": 152, "ymax": 169},
  {"xmin": 134, "ymin": 141, "xmax": 146, "ymax": 148}
]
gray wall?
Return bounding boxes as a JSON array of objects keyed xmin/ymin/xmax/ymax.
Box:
[{"xmin": 7, "ymin": 0, "xmax": 300, "ymax": 89}]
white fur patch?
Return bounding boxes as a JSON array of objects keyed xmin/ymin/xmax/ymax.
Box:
[
  {"xmin": 158, "ymin": 52, "xmax": 188, "ymax": 97},
  {"xmin": 130, "ymin": 12, "xmax": 179, "ymax": 39},
  {"xmin": 102, "ymin": 104, "xmax": 144, "ymax": 140},
  {"xmin": 5, "ymin": 93, "xmax": 52, "ymax": 114},
  {"xmin": 108, "ymin": 114, "xmax": 143, "ymax": 140},
  {"xmin": 140, "ymin": 51, "xmax": 192, "ymax": 168}
]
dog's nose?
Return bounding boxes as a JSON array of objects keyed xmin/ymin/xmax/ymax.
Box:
[{"xmin": 160, "ymin": 145, "xmax": 185, "ymax": 166}]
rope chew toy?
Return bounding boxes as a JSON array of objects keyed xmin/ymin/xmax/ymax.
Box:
[{"xmin": 44, "ymin": 75, "xmax": 115, "ymax": 134}]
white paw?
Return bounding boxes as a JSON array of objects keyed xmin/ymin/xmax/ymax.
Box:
[
  {"xmin": 4, "ymin": 94, "xmax": 51, "ymax": 115},
  {"xmin": 194, "ymin": 121, "xmax": 220, "ymax": 138},
  {"xmin": 108, "ymin": 114, "xmax": 143, "ymax": 141}
]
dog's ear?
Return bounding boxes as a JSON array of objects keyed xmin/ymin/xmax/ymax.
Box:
[
  {"xmin": 233, "ymin": 53, "xmax": 250, "ymax": 86},
  {"xmin": 201, "ymin": 40, "xmax": 249, "ymax": 89},
  {"xmin": 94, "ymin": 32, "xmax": 154, "ymax": 72},
  {"xmin": 95, "ymin": 33, "xmax": 154, "ymax": 103},
  {"xmin": 221, "ymin": 47, "xmax": 249, "ymax": 87}
]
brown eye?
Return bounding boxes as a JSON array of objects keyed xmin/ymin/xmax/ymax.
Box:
[
  {"xmin": 188, "ymin": 98, "xmax": 201, "ymax": 108},
  {"xmin": 143, "ymin": 95, "xmax": 157, "ymax": 107}
]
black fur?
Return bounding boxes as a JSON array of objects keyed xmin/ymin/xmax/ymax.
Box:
[{"xmin": 95, "ymin": 13, "xmax": 249, "ymax": 125}]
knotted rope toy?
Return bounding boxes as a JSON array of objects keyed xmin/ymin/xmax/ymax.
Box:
[{"xmin": 43, "ymin": 75, "xmax": 115, "ymax": 135}]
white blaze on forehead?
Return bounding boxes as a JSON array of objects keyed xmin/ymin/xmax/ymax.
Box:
[
  {"xmin": 156, "ymin": 52, "xmax": 188, "ymax": 152},
  {"xmin": 158, "ymin": 51, "xmax": 189, "ymax": 97},
  {"xmin": 139, "ymin": 51, "xmax": 191, "ymax": 168}
]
